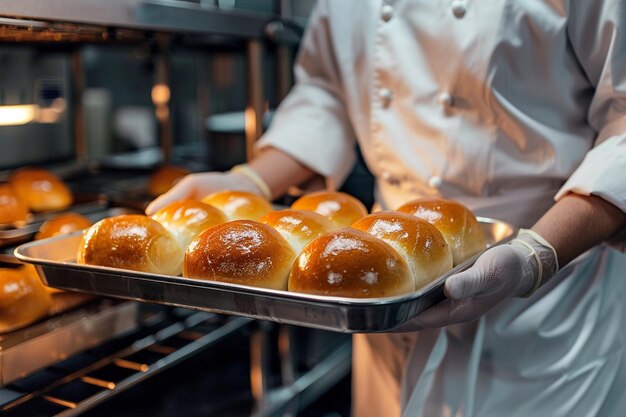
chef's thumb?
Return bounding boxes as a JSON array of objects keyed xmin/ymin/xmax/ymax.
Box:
[{"xmin": 444, "ymin": 267, "xmax": 486, "ymax": 300}]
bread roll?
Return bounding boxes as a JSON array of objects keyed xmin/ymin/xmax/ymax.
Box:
[
  {"xmin": 201, "ymin": 190, "xmax": 272, "ymax": 221},
  {"xmin": 148, "ymin": 165, "xmax": 191, "ymax": 197},
  {"xmin": 0, "ymin": 184, "xmax": 29, "ymax": 225},
  {"xmin": 151, "ymin": 200, "xmax": 228, "ymax": 250},
  {"xmin": 260, "ymin": 209, "xmax": 337, "ymax": 254},
  {"xmin": 291, "ymin": 191, "xmax": 368, "ymax": 228},
  {"xmin": 288, "ymin": 228, "xmax": 414, "ymax": 298},
  {"xmin": 0, "ymin": 267, "xmax": 52, "ymax": 333},
  {"xmin": 9, "ymin": 168, "xmax": 72, "ymax": 212},
  {"xmin": 35, "ymin": 212, "xmax": 92, "ymax": 240},
  {"xmin": 77, "ymin": 215, "xmax": 184, "ymax": 275},
  {"xmin": 352, "ymin": 211, "xmax": 453, "ymax": 290},
  {"xmin": 183, "ymin": 220, "xmax": 296, "ymax": 290},
  {"xmin": 396, "ymin": 198, "xmax": 486, "ymax": 265},
  {"xmin": 20, "ymin": 264, "xmax": 62, "ymax": 295}
]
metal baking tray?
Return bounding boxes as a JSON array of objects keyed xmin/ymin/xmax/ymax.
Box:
[
  {"xmin": 0, "ymin": 207, "xmax": 136, "ymax": 265},
  {"xmin": 14, "ymin": 218, "xmax": 516, "ymax": 333},
  {"xmin": 0, "ymin": 193, "xmax": 109, "ymax": 247}
]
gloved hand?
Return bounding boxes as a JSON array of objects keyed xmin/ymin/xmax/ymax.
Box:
[
  {"xmin": 392, "ymin": 229, "xmax": 559, "ymax": 332},
  {"xmin": 145, "ymin": 171, "xmax": 265, "ymax": 215}
]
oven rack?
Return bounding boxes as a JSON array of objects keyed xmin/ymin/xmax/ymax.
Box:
[
  {"xmin": 0, "ymin": 307, "xmax": 352, "ymax": 417},
  {"xmin": 0, "ymin": 309, "xmax": 252, "ymax": 416}
]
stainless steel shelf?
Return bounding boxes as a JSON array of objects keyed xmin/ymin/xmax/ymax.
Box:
[
  {"xmin": 136, "ymin": 1, "xmax": 275, "ymax": 38},
  {"xmin": 0, "ymin": 311, "xmax": 253, "ymax": 416},
  {"xmin": 0, "ymin": 0, "xmax": 276, "ymax": 39},
  {"xmin": 0, "ymin": 300, "xmax": 138, "ymax": 387},
  {"xmin": 0, "ymin": 309, "xmax": 352, "ymax": 417},
  {"xmin": 258, "ymin": 339, "xmax": 351, "ymax": 417}
]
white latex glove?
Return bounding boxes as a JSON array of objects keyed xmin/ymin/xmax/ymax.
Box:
[
  {"xmin": 392, "ymin": 229, "xmax": 559, "ymax": 332},
  {"xmin": 145, "ymin": 171, "xmax": 264, "ymax": 215}
]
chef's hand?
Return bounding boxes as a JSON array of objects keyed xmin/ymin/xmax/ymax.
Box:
[
  {"xmin": 392, "ymin": 229, "xmax": 559, "ymax": 332},
  {"xmin": 145, "ymin": 171, "xmax": 264, "ymax": 215}
]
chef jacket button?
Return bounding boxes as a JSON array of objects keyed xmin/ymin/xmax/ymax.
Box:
[
  {"xmin": 451, "ymin": 0, "xmax": 467, "ymax": 18},
  {"xmin": 381, "ymin": 4, "xmax": 394, "ymax": 22},
  {"xmin": 428, "ymin": 176, "xmax": 443, "ymax": 188},
  {"xmin": 380, "ymin": 88, "xmax": 393, "ymax": 108},
  {"xmin": 438, "ymin": 92, "xmax": 453, "ymax": 108}
]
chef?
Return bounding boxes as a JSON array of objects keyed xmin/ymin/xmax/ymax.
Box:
[{"xmin": 147, "ymin": 1, "xmax": 626, "ymax": 416}]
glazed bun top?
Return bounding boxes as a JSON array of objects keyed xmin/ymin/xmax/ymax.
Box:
[
  {"xmin": 352, "ymin": 211, "xmax": 453, "ymax": 290},
  {"xmin": 148, "ymin": 165, "xmax": 191, "ymax": 197},
  {"xmin": 35, "ymin": 212, "xmax": 92, "ymax": 240},
  {"xmin": 396, "ymin": 198, "xmax": 486, "ymax": 265},
  {"xmin": 0, "ymin": 184, "xmax": 29, "ymax": 225},
  {"xmin": 151, "ymin": 199, "xmax": 228, "ymax": 250},
  {"xmin": 201, "ymin": 190, "xmax": 272, "ymax": 221},
  {"xmin": 290, "ymin": 191, "xmax": 368, "ymax": 228},
  {"xmin": 260, "ymin": 209, "xmax": 337, "ymax": 254},
  {"xmin": 0, "ymin": 267, "xmax": 52, "ymax": 333},
  {"xmin": 9, "ymin": 168, "xmax": 73, "ymax": 212},
  {"xmin": 77, "ymin": 214, "xmax": 184, "ymax": 275},
  {"xmin": 183, "ymin": 220, "xmax": 296, "ymax": 290},
  {"xmin": 288, "ymin": 228, "xmax": 414, "ymax": 298}
]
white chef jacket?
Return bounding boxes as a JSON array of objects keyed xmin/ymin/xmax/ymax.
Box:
[{"xmin": 258, "ymin": 1, "xmax": 626, "ymax": 416}]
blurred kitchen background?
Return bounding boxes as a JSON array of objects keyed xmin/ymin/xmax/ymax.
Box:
[
  {"xmin": 0, "ymin": 2, "xmax": 362, "ymax": 417},
  {"xmin": 0, "ymin": 0, "xmax": 313, "ymax": 171}
]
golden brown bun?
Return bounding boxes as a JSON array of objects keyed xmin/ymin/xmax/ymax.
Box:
[
  {"xmin": 396, "ymin": 198, "xmax": 486, "ymax": 266},
  {"xmin": 288, "ymin": 228, "xmax": 414, "ymax": 298},
  {"xmin": 148, "ymin": 165, "xmax": 191, "ymax": 197},
  {"xmin": 20, "ymin": 264, "xmax": 62, "ymax": 294},
  {"xmin": 352, "ymin": 211, "xmax": 453, "ymax": 290},
  {"xmin": 35, "ymin": 212, "xmax": 92, "ymax": 240},
  {"xmin": 260, "ymin": 209, "xmax": 337, "ymax": 254},
  {"xmin": 291, "ymin": 191, "xmax": 368, "ymax": 228},
  {"xmin": 0, "ymin": 184, "xmax": 29, "ymax": 225},
  {"xmin": 201, "ymin": 190, "xmax": 272, "ymax": 221},
  {"xmin": 9, "ymin": 168, "xmax": 73, "ymax": 212},
  {"xmin": 151, "ymin": 199, "xmax": 228, "ymax": 250},
  {"xmin": 0, "ymin": 267, "xmax": 52, "ymax": 333},
  {"xmin": 77, "ymin": 214, "xmax": 184, "ymax": 275},
  {"xmin": 183, "ymin": 220, "xmax": 296, "ymax": 290}
]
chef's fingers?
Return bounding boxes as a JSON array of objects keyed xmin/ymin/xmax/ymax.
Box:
[{"xmin": 145, "ymin": 175, "xmax": 197, "ymax": 215}]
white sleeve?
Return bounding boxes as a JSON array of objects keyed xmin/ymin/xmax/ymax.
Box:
[
  {"xmin": 256, "ymin": 1, "xmax": 356, "ymax": 190},
  {"xmin": 555, "ymin": 1, "xmax": 626, "ymax": 213},
  {"xmin": 554, "ymin": 1, "xmax": 626, "ymax": 249}
]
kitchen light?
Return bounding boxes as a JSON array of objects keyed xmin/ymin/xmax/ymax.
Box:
[
  {"xmin": 151, "ymin": 84, "xmax": 170, "ymax": 106},
  {"xmin": 0, "ymin": 104, "xmax": 37, "ymax": 126}
]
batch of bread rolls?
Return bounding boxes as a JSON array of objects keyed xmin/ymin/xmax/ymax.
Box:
[
  {"xmin": 0, "ymin": 167, "xmax": 94, "ymax": 333},
  {"xmin": 0, "ymin": 163, "xmax": 488, "ymax": 332},
  {"xmin": 0, "ymin": 163, "xmax": 199, "ymax": 334},
  {"xmin": 0, "ymin": 167, "xmax": 73, "ymax": 226},
  {"xmin": 0, "ymin": 164, "xmax": 205, "ymax": 334},
  {"xmin": 77, "ymin": 190, "xmax": 487, "ymax": 299}
]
